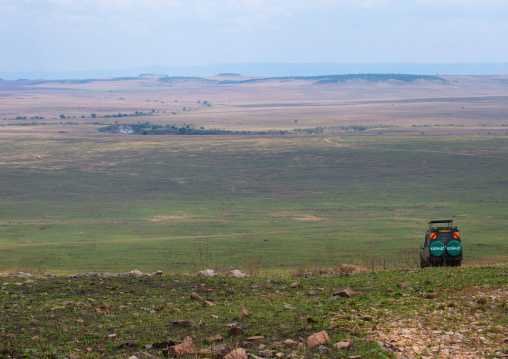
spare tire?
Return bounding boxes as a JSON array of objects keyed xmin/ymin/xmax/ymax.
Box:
[
  {"xmin": 446, "ymin": 240, "xmax": 462, "ymax": 256},
  {"xmin": 429, "ymin": 241, "xmax": 445, "ymax": 257}
]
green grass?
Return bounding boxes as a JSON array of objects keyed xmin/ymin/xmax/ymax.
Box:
[
  {"xmin": 0, "ymin": 134, "xmax": 507, "ymax": 273},
  {"xmin": 0, "ymin": 266, "xmax": 506, "ymax": 358}
]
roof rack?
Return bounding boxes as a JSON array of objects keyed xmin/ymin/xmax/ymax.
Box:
[
  {"xmin": 429, "ymin": 220, "xmax": 453, "ymax": 224},
  {"xmin": 428, "ymin": 220, "xmax": 454, "ymax": 230}
]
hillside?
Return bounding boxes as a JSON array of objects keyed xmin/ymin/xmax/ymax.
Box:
[{"xmin": 1, "ymin": 266, "xmax": 507, "ymax": 359}]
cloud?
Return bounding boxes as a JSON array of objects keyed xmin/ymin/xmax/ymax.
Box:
[{"xmin": 0, "ymin": 0, "xmax": 507, "ymax": 71}]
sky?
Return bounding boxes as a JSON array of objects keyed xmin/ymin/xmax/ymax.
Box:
[{"xmin": 1, "ymin": 0, "xmax": 507, "ymax": 72}]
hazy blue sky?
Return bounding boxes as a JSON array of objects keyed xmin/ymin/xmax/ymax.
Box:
[{"xmin": 1, "ymin": 0, "xmax": 507, "ymax": 72}]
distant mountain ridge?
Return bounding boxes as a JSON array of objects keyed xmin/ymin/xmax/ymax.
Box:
[{"xmin": 1, "ymin": 62, "xmax": 508, "ymax": 80}]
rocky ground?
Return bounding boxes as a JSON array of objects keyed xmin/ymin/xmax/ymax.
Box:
[{"xmin": 1, "ymin": 266, "xmax": 507, "ymax": 359}]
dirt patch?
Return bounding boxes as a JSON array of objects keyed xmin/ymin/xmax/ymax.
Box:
[
  {"xmin": 148, "ymin": 215, "xmax": 195, "ymax": 221},
  {"xmin": 293, "ymin": 215, "xmax": 327, "ymax": 221}
]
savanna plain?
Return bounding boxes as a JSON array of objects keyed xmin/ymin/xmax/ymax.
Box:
[{"xmin": 0, "ymin": 74, "xmax": 507, "ymax": 358}]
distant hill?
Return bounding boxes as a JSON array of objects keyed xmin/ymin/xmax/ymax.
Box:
[{"xmin": 1, "ymin": 62, "xmax": 508, "ymax": 80}]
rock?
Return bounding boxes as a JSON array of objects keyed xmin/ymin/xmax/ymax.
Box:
[
  {"xmin": 247, "ymin": 354, "xmax": 264, "ymax": 359},
  {"xmin": 198, "ymin": 269, "xmax": 218, "ymax": 276},
  {"xmin": 307, "ymin": 331, "xmax": 329, "ymax": 349},
  {"xmin": 172, "ymin": 319, "xmax": 198, "ymax": 327},
  {"xmin": 318, "ymin": 345, "xmax": 330, "ymax": 354},
  {"xmin": 229, "ymin": 327, "xmax": 245, "ymax": 336},
  {"xmin": 203, "ymin": 300, "xmax": 215, "ymax": 307},
  {"xmin": 309, "ymin": 290, "xmax": 319, "ymax": 296},
  {"xmin": 210, "ymin": 343, "xmax": 234, "ymax": 357},
  {"xmin": 334, "ymin": 342, "xmax": 351, "ymax": 350},
  {"xmin": 132, "ymin": 354, "xmax": 163, "ymax": 359},
  {"xmin": 163, "ymin": 336, "xmax": 196, "ymax": 358},
  {"xmin": 190, "ymin": 292, "xmax": 203, "ymax": 301},
  {"xmin": 116, "ymin": 339, "xmax": 140, "ymax": 348},
  {"xmin": 199, "ymin": 348, "xmax": 213, "ymax": 357},
  {"xmin": 103, "ymin": 272, "xmax": 118, "ymax": 277},
  {"xmin": 25, "ymin": 279, "xmax": 35, "ymax": 284},
  {"xmin": 238, "ymin": 308, "xmax": 252, "ymax": 319},
  {"xmin": 205, "ymin": 334, "xmax": 223, "ymax": 344},
  {"xmin": 290, "ymin": 282, "xmax": 301, "ymax": 288},
  {"xmin": 259, "ymin": 349, "xmax": 275, "ymax": 358},
  {"xmin": 225, "ymin": 348, "xmax": 248, "ymax": 359},
  {"xmin": 283, "ymin": 339, "xmax": 297, "ymax": 347},
  {"xmin": 274, "ymin": 353, "xmax": 284, "ymax": 358},
  {"xmin": 68, "ymin": 354, "xmax": 81, "ymax": 359},
  {"xmin": 246, "ymin": 336, "xmax": 264, "ymax": 341},
  {"xmin": 155, "ymin": 270, "xmax": 164, "ymax": 276},
  {"xmin": 397, "ymin": 282, "xmax": 411, "ymax": 288},
  {"xmin": 230, "ymin": 269, "xmax": 248, "ymax": 278},
  {"xmin": 333, "ymin": 288, "xmax": 355, "ymax": 298},
  {"xmin": 130, "ymin": 269, "xmax": 143, "ymax": 276}
]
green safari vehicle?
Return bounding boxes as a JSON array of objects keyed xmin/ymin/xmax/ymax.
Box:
[{"xmin": 420, "ymin": 220, "xmax": 463, "ymax": 268}]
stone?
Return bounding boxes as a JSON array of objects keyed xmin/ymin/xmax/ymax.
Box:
[
  {"xmin": 198, "ymin": 269, "xmax": 218, "ymax": 276},
  {"xmin": 203, "ymin": 300, "xmax": 215, "ymax": 307},
  {"xmin": 290, "ymin": 282, "xmax": 301, "ymax": 288},
  {"xmin": 318, "ymin": 345, "xmax": 330, "ymax": 354},
  {"xmin": 283, "ymin": 339, "xmax": 297, "ymax": 347},
  {"xmin": 238, "ymin": 308, "xmax": 252, "ymax": 319},
  {"xmin": 199, "ymin": 348, "xmax": 213, "ymax": 357},
  {"xmin": 259, "ymin": 349, "xmax": 275, "ymax": 358},
  {"xmin": 246, "ymin": 336, "xmax": 264, "ymax": 341},
  {"xmin": 130, "ymin": 269, "xmax": 143, "ymax": 276},
  {"xmin": 230, "ymin": 269, "xmax": 248, "ymax": 278},
  {"xmin": 397, "ymin": 282, "xmax": 411, "ymax": 288},
  {"xmin": 210, "ymin": 343, "xmax": 234, "ymax": 357},
  {"xmin": 333, "ymin": 289, "xmax": 355, "ymax": 298},
  {"xmin": 172, "ymin": 319, "xmax": 198, "ymax": 327},
  {"xmin": 334, "ymin": 342, "xmax": 351, "ymax": 350},
  {"xmin": 225, "ymin": 348, "xmax": 248, "ymax": 359},
  {"xmin": 190, "ymin": 292, "xmax": 203, "ymax": 301},
  {"xmin": 205, "ymin": 334, "xmax": 223, "ymax": 344},
  {"xmin": 307, "ymin": 331, "xmax": 330, "ymax": 349},
  {"xmin": 163, "ymin": 336, "xmax": 196, "ymax": 358},
  {"xmin": 229, "ymin": 327, "xmax": 245, "ymax": 336}
]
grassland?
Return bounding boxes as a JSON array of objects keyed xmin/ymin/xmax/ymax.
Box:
[
  {"xmin": 1, "ymin": 74, "xmax": 508, "ymax": 274},
  {"xmin": 0, "ymin": 74, "xmax": 507, "ymax": 359},
  {"xmin": 1, "ymin": 266, "xmax": 507, "ymax": 358},
  {"xmin": 0, "ymin": 133, "xmax": 507, "ymax": 274}
]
